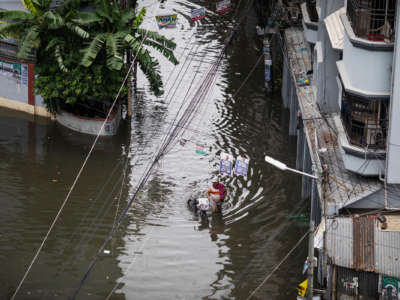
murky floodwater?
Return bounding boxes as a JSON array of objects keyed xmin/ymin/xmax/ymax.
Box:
[{"xmin": 0, "ymin": 1, "xmax": 309, "ymax": 299}]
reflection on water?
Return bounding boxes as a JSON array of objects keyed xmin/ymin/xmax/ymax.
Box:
[{"xmin": 0, "ymin": 0, "xmax": 309, "ymax": 299}]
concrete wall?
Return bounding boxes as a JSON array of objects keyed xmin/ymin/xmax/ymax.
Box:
[
  {"xmin": 0, "ymin": 0, "xmax": 64, "ymax": 10},
  {"xmin": 341, "ymin": 21, "xmax": 393, "ymax": 95},
  {"xmin": 56, "ymin": 104, "xmax": 121, "ymax": 136},
  {"xmin": 314, "ymin": 0, "xmax": 343, "ymax": 113},
  {"xmin": 386, "ymin": 1, "xmax": 400, "ymax": 184},
  {"xmin": 0, "ymin": 55, "xmax": 50, "ymax": 117},
  {"xmin": 0, "ymin": 1, "xmax": 26, "ymax": 10}
]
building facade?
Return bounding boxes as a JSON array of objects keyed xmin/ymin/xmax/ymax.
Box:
[{"xmin": 281, "ymin": 0, "xmax": 400, "ymax": 298}]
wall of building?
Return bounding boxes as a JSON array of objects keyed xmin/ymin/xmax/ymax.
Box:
[
  {"xmin": 341, "ymin": 31, "xmax": 393, "ymax": 96},
  {"xmin": 0, "ymin": 54, "xmax": 50, "ymax": 118},
  {"xmin": 386, "ymin": 0, "xmax": 400, "ymax": 184},
  {"xmin": 309, "ymin": 0, "xmax": 344, "ymax": 113}
]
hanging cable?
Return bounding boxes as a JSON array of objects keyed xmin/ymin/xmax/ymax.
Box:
[
  {"xmin": 245, "ymin": 230, "xmax": 309, "ymax": 300},
  {"xmin": 9, "ymin": 2, "xmax": 160, "ymax": 298}
]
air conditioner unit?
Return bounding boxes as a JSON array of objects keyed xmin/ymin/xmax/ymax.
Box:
[{"xmin": 365, "ymin": 124, "xmax": 383, "ymax": 146}]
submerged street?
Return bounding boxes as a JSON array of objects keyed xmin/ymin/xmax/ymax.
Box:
[{"xmin": 0, "ymin": 0, "xmax": 309, "ymax": 299}]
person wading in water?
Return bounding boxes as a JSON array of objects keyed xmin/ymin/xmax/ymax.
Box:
[{"xmin": 207, "ymin": 180, "xmax": 227, "ymax": 213}]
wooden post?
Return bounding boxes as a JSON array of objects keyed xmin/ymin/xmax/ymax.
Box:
[
  {"xmin": 127, "ymin": 73, "xmax": 132, "ymax": 118},
  {"xmin": 331, "ymin": 265, "xmax": 337, "ymax": 300}
]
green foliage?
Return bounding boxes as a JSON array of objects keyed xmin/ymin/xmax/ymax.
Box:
[
  {"xmin": 36, "ymin": 49, "xmax": 127, "ymax": 111},
  {"xmin": 0, "ymin": 0, "xmax": 178, "ymax": 112},
  {"xmin": 77, "ymin": 0, "xmax": 178, "ymax": 96}
]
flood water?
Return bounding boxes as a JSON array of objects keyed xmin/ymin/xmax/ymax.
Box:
[{"xmin": 0, "ymin": 0, "xmax": 309, "ymax": 299}]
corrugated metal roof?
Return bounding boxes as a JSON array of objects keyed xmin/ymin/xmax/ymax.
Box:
[
  {"xmin": 326, "ymin": 217, "xmax": 353, "ymax": 267},
  {"xmin": 375, "ymin": 219, "xmax": 400, "ymax": 278},
  {"xmin": 326, "ymin": 216, "xmax": 400, "ymax": 278},
  {"xmin": 353, "ymin": 216, "xmax": 375, "ymax": 271},
  {"xmin": 324, "ymin": 7, "xmax": 346, "ymax": 51}
]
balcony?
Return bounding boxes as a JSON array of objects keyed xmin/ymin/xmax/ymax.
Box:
[
  {"xmin": 341, "ymin": 91, "xmax": 388, "ymax": 150},
  {"xmin": 347, "ymin": 0, "xmax": 396, "ymax": 42},
  {"xmin": 301, "ymin": 1, "xmax": 318, "ymax": 44},
  {"xmin": 334, "ymin": 84, "xmax": 387, "ymax": 176}
]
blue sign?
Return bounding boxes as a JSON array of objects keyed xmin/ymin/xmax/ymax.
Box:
[
  {"xmin": 234, "ymin": 156, "xmax": 249, "ymax": 176},
  {"xmin": 219, "ymin": 152, "xmax": 233, "ymax": 175}
]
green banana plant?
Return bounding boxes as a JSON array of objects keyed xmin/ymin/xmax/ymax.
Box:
[
  {"xmin": 0, "ymin": 0, "xmax": 88, "ymax": 71},
  {"xmin": 76, "ymin": 0, "xmax": 178, "ymax": 96}
]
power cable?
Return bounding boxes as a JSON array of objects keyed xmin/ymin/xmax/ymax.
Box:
[
  {"xmin": 245, "ymin": 230, "xmax": 309, "ymax": 300},
  {"xmin": 9, "ymin": 2, "xmax": 159, "ymax": 298},
  {"xmin": 70, "ymin": 4, "xmax": 248, "ymax": 296}
]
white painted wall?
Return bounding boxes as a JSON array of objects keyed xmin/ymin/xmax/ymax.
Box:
[
  {"xmin": 314, "ymin": 0, "xmax": 344, "ymax": 113},
  {"xmin": 0, "ymin": 1, "xmax": 26, "ymax": 10},
  {"xmin": 342, "ymin": 32, "xmax": 393, "ymax": 95},
  {"xmin": 302, "ymin": 22, "xmax": 318, "ymax": 44},
  {"xmin": 386, "ymin": 1, "xmax": 400, "ymax": 184}
]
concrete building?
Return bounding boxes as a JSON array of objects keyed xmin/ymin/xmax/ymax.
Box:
[
  {"xmin": 281, "ymin": 0, "xmax": 400, "ymax": 298},
  {"xmin": 0, "ymin": 2, "xmax": 54, "ymax": 118}
]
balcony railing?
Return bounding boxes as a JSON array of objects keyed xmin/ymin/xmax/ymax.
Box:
[
  {"xmin": 306, "ymin": 0, "xmax": 319, "ymax": 22},
  {"xmin": 347, "ymin": 0, "xmax": 396, "ymax": 42},
  {"xmin": 341, "ymin": 92, "xmax": 388, "ymax": 150}
]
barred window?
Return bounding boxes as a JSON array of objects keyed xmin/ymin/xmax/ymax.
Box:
[
  {"xmin": 347, "ymin": 0, "xmax": 396, "ymax": 42},
  {"xmin": 341, "ymin": 91, "xmax": 388, "ymax": 149}
]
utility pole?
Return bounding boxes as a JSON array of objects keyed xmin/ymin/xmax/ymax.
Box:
[
  {"xmin": 307, "ymin": 181, "xmax": 314, "ymax": 300},
  {"xmin": 264, "ymin": 156, "xmax": 318, "ymax": 300}
]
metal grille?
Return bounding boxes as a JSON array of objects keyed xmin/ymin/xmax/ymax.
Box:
[
  {"xmin": 340, "ymin": 90, "xmax": 389, "ymax": 150},
  {"xmin": 336, "ymin": 266, "xmax": 379, "ymax": 298},
  {"xmin": 347, "ymin": 0, "xmax": 396, "ymax": 41}
]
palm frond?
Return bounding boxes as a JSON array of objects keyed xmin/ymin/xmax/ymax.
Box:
[
  {"xmin": 143, "ymin": 39, "xmax": 178, "ymax": 65},
  {"xmin": 16, "ymin": 25, "xmax": 40, "ymax": 59},
  {"xmin": 125, "ymin": 33, "xmax": 142, "ymax": 55},
  {"xmin": 96, "ymin": 0, "xmax": 113, "ymax": 24},
  {"xmin": 80, "ymin": 33, "xmax": 106, "ymax": 67},
  {"xmin": 71, "ymin": 12, "xmax": 101, "ymax": 25},
  {"xmin": 55, "ymin": 44, "xmax": 68, "ymax": 72},
  {"xmin": 132, "ymin": 7, "xmax": 146, "ymax": 29},
  {"xmin": 117, "ymin": 10, "xmax": 135, "ymax": 29},
  {"xmin": 42, "ymin": 11, "xmax": 64, "ymax": 29},
  {"xmin": 55, "ymin": 0, "xmax": 90, "ymax": 15},
  {"xmin": 44, "ymin": 36, "xmax": 62, "ymax": 51},
  {"xmin": 0, "ymin": 22, "xmax": 25, "ymax": 40},
  {"xmin": 137, "ymin": 29, "xmax": 176, "ymax": 50},
  {"xmin": 130, "ymin": 43, "xmax": 163, "ymax": 96},
  {"xmin": 21, "ymin": 0, "xmax": 40, "ymax": 17},
  {"xmin": 66, "ymin": 22, "xmax": 89, "ymax": 39},
  {"xmin": 0, "ymin": 10, "xmax": 34, "ymax": 21},
  {"xmin": 106, "ymin": 33, "xmax": 123, "ymax": 70}
]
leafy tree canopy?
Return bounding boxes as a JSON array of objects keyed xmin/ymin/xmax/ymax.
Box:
[{"xmin": 0, "ymin": 0, "xmax": 179, "ymax": 114}]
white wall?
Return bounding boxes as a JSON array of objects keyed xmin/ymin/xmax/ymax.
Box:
[
  {"xmin": 342, "ymin": 33, "xmax": 393, "ymax": 95},
  {"xmin": 303, "ymin": 22, "xmax": 318, "ymax": 44},
  {"xmin": 386, "ymin": 1, "xmax": 400, "ymax": 184},
  {"xmin": 0, "ymin": 1, "xmax": 26, "ymax": 10}
]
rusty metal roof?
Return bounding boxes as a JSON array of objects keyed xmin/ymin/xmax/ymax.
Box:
[{"xmin": 326, "ymin": 216, "xmax": 400, "ymax": 278}]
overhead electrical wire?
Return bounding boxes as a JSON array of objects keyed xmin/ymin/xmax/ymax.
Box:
[
  {"xmin": 71, "ymin": 1, "xmax": 252, "ymax": 297},
  {"xmin": 9, "ymin": 1, "xmax": 160, "ymax": 297}
]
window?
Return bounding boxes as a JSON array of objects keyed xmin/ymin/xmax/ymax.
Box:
[
  {"xmin": 347, "ymin": 0, "xmax": 396, "ymax": 42},
  {"xmin": 341, "ymin": 91, "xmax": 388, "ymax": 149}
]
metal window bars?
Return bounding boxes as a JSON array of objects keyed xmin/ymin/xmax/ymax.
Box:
[
  {"xmin": 340, "ymin": 91, "xmax": 389, "ymax": 150},
  {"xmin": 347, "ymin": 0, "xmax": 396, "ymax": 42}
]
